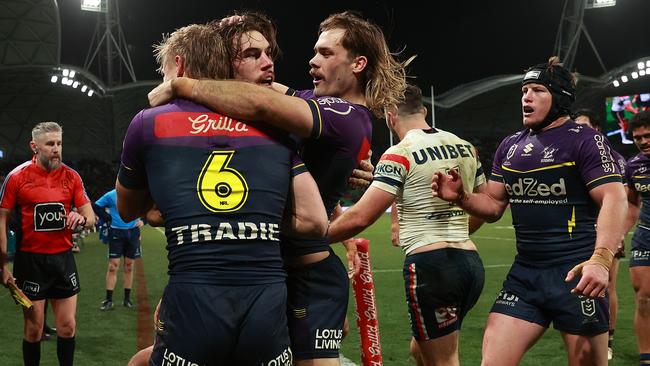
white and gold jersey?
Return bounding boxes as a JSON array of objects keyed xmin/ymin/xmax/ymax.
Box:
[{"xmin": 371, "ymin": 128, "xmax": 485, "ymax": 254}]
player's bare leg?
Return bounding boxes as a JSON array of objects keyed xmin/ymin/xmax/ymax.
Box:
[
  {"xmin": 23, "ymin": 299, "xmax": 46, "ymax": 342},
  {"xmin": 417, "ymin": 331, "xmax": 460, "ymax": 366},
  {"xmin": 481, "ymin": 313, "xmax": 545, "ymax": 366},
  {"xmin": 562, "ymin": 332, "xmax": 608, "ymax": 366},
  {"xmin": 631, "ymin": 266, "xmax": 650, "ymax": 356}
]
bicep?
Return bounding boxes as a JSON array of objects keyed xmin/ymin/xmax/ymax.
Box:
[
  {"xmin": 115, "ymin": 181, "xmax": 151, "ymax": 222},
  {"xmin": 588, "ymin": 182, "xmax": 626, "ymax": 207}
]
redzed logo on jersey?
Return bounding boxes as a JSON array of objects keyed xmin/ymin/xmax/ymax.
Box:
[{"xmin": 33, "ymin": 202, "xmax": 66, "ymax": 232}]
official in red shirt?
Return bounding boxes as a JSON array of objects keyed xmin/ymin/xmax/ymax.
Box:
[{"xmin": 0, "ymin": 121, "xmax": 95, "ymax": 366}]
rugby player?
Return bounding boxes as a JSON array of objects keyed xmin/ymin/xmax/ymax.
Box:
[
  {"xmin": 117, "ymin": 23, "xmax": 326, "ymax": 366},
  {"xmin": 623, "ymin": 110, "xmax": 650, "ymax": 366},
  {"xmin": 327, "ymin": 84, "xmax": 487, "ymax": 366},
  {"xmin": 432, "ymin": 56, "xmax": 627, "ymax": 366},
  {"xmin": 148, "ymin": 11, "xmax": 406, "ymax": 365}
]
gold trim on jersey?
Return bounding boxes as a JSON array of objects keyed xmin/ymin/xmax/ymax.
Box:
[
  {"xmin": 585, "ymin": 174, "xmax": 622, "ymax": 186},
  {"xmin": 501, "ymin": 161, "xmax": 575, "ymax": 174},
  {"xmin": 308, "ymin": 99, "xmax": 323, "ymax": 139}
]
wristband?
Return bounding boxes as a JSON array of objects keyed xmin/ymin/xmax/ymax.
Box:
[{"xmin": 568, "ymin": 247, "xmax": 615, "ymax": 275}]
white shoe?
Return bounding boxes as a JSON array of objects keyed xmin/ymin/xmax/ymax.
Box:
[{"xmin": 607, "ymin": 347, "xmax": 613, "ymax": 360}]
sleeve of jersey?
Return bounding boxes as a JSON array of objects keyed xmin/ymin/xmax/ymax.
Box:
[
  {"xmin": 578, "ymin": 133, "xmax": 623, "ymax": 190},
  {"xmin": 0, "ymin": 174, "xmax": 18, "ymax": 210},
  {"xmin": 489, "ymin": 137, "xmax": 511, "ymax": 183},
  {"xmin": 474, "ymin": 156, "xmax": 487, "ymax": 188},
  {"xmin": 291, "ymin": 152, "xmax": 308, "ymax": 177},
  {"xmin": 118, "ymin": 111, "xmax": 148, "ymax": 190},
  {"xmin": 371, "ymin": 147, "xmax": 409, "ymax": 195},
  {"xmin": 94, "ymin": 191, "xmax": 111, "ymax": 208},
  {"xmin": 72, "ymin": 172, "xmax": 91, "ymax": 207}
]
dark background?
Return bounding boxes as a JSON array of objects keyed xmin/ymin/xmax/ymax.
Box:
[{"xmin": 59, "ymin": 0, "xmax": 650, "ymax": 95}]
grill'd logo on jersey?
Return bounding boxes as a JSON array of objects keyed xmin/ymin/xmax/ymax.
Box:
[
  {"xmin": 33, "ymin": 202, "xmax": 66, "ymax": 232},
  {"xmin": 504, "ymin": 178, "xmax": 567, "ymax": 197},
  {"xmin": 154, "ymin": 112, "xmax": 268, "ymax": 139},
  {"xmin": 412, "ymin": 144, "xmax": 474, "ymax": 164}
]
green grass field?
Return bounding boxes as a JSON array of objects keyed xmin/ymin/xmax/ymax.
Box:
[{"xmin": 0, "ymin": 210, "xmax": 640, "ymax": 365}]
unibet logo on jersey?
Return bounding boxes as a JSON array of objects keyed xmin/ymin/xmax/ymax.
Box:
[
  {"xmin": 504, "ymin": 178, "xmax": 567, "ymax": 197},
  {"xmin": 33, "ymin": 202, "xmax": 66, "ymax": 231}
]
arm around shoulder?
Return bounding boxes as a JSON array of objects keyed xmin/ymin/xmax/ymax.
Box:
[{"xmin": 284, "ymin": 172, "xmax": 327, "ymax": 238}]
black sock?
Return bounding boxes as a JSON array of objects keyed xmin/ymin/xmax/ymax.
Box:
[
  {"xmin": 106, "ymin": 289, "xmax": 113, "ymax": 302},
  {"xmin": 641, "ymin": 353, "xmax": 650, "ymax": 365},
  {"xmin": 124, "ymin": 288, "xmax": 131, "ymax": 301},
  {"xmin": 23, "ymin": 339, "xmax": 41, "ymax": 366},
  {"xmin": 57, "ymin": 336, "xmax": 75, "ymax": 366},
  {"xmin": 608, "ymin": 329, "xmax": 615, "ymax": 347}
]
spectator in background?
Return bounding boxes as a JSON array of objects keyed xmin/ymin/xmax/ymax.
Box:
[
  {"xmin": 432, "ymin": 57, "xmax": 626, "ymax": 366},
  {"xmin": 622, "ymin": 110, "xmax": 650, "ymax": 366},
  {"xmin": 93, "ymin": 188, "xmax": 144, "ymax": 311},
  {"xmin": 1, "ymin": 121, "xmax": 95, "ymax": 366},
  {"xmin": 572, "ymin": 107, "xmax": 628, "ymax": 360}
]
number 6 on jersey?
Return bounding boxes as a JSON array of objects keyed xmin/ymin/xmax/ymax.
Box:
[{"xmin": 197, "ymin": 151, "xmax": 248, "ymax": 212}]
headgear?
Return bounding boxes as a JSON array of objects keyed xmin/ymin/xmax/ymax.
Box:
[{"xmin": 522, "ymin": 60, "xmax": 575, "ymax": 130}]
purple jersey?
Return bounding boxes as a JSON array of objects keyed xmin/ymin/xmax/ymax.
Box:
[
  {"xmin": 625, "ymin": 153, "xmax": 650, "ymax": 225},
  {"xmin": 119, "ymin": 99, "xmax": 306, "ymax": 285},
  {"xmin": 491, "ymin": 121, "xmax": 622, "ymax": 266},
  {"xmin": 282, "ymin": 89, "xmax": 373, "ymax": 256}
]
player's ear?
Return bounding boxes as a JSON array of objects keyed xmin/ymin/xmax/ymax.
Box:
[
  {"xmin": 29, "ymin": 141, "xmax": 37, "ymax": 154},
  {"xmin": 351, "ymin": 55, "xmax": 367, "ymax": 74},
  {"xmin": 175, "ymin": 55, "xmax": 185, "ymax": 77}
]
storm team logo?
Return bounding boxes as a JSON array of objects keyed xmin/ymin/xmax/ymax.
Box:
[{"xmin": 33, "ymin": 202, "xmax": 66, "ymax": 231}]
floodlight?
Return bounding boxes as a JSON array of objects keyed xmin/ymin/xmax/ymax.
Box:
[
  {"xmin": 61, "ymin": 77, "xmax": 68, "ymax": 84},
  {"xmin": 62, "ymin": 69, "xmax": 69, "ymax": 77},
  {"xmin": 639, "ymin": 62, "xmax": 645, "ymax": 70},
  {"xmin": 81, "ymin": 85, "xmax": 87, "ymax": 92},
  {"xmin": 632, "ymin": 72, "xmax": 639, "ymax": 79},
  {"xmin": 50, "ymin": 75, "xmax": 58, "ymax": 83},
  {"xmin": 613, "ymin": 80, "xmax": 620, "ymax": 87},
  {"xmin": 66, "ymin": 78, "xmax": 74, "ymax": 86},
  {"xmin": 622, "ymin": 75, "xmax": 629, "ymax": 82},
  {"xmin": 641, "ymin": 70, "xmax": 647, "ymax": 76},
  {"xmin": 647, "ymin": 60, "xmax": 650, "ymax": 67},
  {"xmin": 88, "ymin": 90, "xmax": 94, "ymax": 97},
  {"xmin": 69, "ymin": 70, "xmax": 76, "ymax": 78},
  {"xmin": 73, "ymin": 81, "xmax": 79, "ymax": 88},
  {"xmin": 647, "ymin": 68, "xmax": 650, "ymax": 74},
  {"xmin": 81, "ymin": 0, "xmax": 106, "ymax": 13}
]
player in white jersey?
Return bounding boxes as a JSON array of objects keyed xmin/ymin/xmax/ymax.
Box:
[{"xmin": 328, "ymin": 84, "xmax": 486, "ymax": 366}]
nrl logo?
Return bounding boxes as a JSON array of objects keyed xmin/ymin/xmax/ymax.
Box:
[
  {"xmin": 506, "ymin": 144, "xmax": 518, "ymax": 160},
  {"xmin": 580, "ymin": 298, "xmax": 596, "ymax": 317}
]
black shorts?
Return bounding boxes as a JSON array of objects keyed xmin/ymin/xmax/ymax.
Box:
[
  {"xmin": 491, "ymin": 260, "xmax": 609, "ymax": 336},
  {"xmin": 150, "ymin": 281, "xmax": 291, "ymax": 366},
  {"xmin": 286, "ymin": 249, "xmax": 349, "ymax": 360},
  {"xmin": 630, "ymin": 226, "xmax": 650, "ymax": 267},
  {"xmin": 108, "ymin": 227, "xmax": 141, "ymax": 259},
  {"xmin": 403, "ymin": 248, "xmax": 484, "ymax": 340},
  {"xmin": 13, "ymin": 250, "xmax": 80, "ymax": 301}
]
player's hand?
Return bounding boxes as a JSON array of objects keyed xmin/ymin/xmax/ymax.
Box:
[
  {"xmin": 153, "ymin": 299, "xmax": 162, "ymax": 330},
  {"xmin": 148, "ymin": 80, "xmax": 173, "ymax": 107},
  {"xmin": 66, "ymin": 211, "xmax": 86, "ymax": 230},
  {"xmin": 348, "ymin": 150, "xmax": 374, "ymax": 190},
  {"xmin": 135, "ymin": 219, "xmax": 145, "ymax": 228},
  {"xmin": 342, "ymin": 239, "xmax": 361, "ymax": 279},
  {"xmin": 565, "ymin": 263, "xmax": 609, "ymax": 298},
  {"xmin": 431, "ymin": 169, "xmax": 466, "ymax": 204},
  {"xmin": 1, "ymin": 265, "xmax": 15, "ymax": 288},
  {"xmin": 217, "ymin": 15, "xmax": 244, "ymax": 27},
  {"xmin": 391, "ymin": 224, "xmax": 400, "ymax": 247}
]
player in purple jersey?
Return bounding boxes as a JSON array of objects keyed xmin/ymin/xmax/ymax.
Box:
[
  {"xmin": 572, "ymin": 107, "xmax": 628, "ymax": 360},
  {"xmin": 117, "ymin": 24, "xmax": 327, "ymax": 366},
  {"xmin": 623, "ymin": 110, "xmax": 650, "ymax": 365},
  {"xmin": 432, "ymin": 57, "xmax": 627, "ymax": 366},
  {"xmin": 148, "ymin": 11, "xmax": 406, "ymax": 365}
]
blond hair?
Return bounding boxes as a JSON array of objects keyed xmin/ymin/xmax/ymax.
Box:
[
  {"xmin": 153, "ymin": 24, "xmax": 231, "ymax": 79},
  {"xmin": 32, "ymin": 122, "xmax": 62, "ymax": 141},
  {"xmin": 319, "ymin": 11, "xmax": 407, "ymax": 118}
]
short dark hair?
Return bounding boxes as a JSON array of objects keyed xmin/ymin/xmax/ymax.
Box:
[
  {"xmin": 396, "ymin": 84, "xmax": 424, "ymax": 116},
  {"xmin": 571, "ymin": 108, "xmax": 600, "ymax": 130},
  {"xmin": 630, "ymin": 110, "xmax": 650, "ymax": 131}
]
